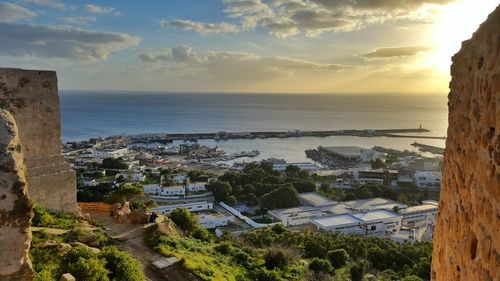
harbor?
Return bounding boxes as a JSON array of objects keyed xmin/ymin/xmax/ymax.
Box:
[{"xmin": 126, "ymin": 127, "xmax": 446, "ymax": 143}]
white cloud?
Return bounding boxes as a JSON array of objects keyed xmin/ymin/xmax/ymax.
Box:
[
  {"xmin": 20, "ymin": 0, "xmax": 65, "ymax": 10},
  {"xmin": 58, "ymin": 16, "xmax": 96, "ymax": 25},
  {"xmin": 362, "ymin": 46, "xmax": 432, "ymax": 59},
  {"xmin": 138, "ymin": 45, "xmax": 355, "ymax": 81},
  {"xmin": 0, "ymin": 22, "xmax": 140, "ymax": 60},
  {"xmin": 0, "ymin": 2, "xmax": 37, "ymax": 22},
  {"xmin": 160, "ymin": 19, "xmax": 239, "ymax": 34},
  {"xmin": 85, "ymin": 4, "xmax": 115, "ymax": 14},
  {"xmin": 219, "ymin": 0, "xmax": 457, "ymax": 38}
]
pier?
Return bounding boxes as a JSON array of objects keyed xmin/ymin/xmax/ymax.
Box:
[{"xmin": 126, "ymin": 128, "xmax": 446, "ymax": 142}]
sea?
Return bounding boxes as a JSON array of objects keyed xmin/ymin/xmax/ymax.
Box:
[{"xmin": 60, "ymin": 92, "xmax": 448, "ymax": 163}]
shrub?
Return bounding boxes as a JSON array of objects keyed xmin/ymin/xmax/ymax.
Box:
[
  {"xmin": 308, "ymin": 258, "xmax": 332, "ymax": 273},
  {"xmin": 253, "ymin": 268, "xmax": 283, "ymax": 281},
  {"xmin": 326, "ymin": 249, "xmax": 349, "ymax": 269},
  {"xmin": 169, "ymin": 208, "xmax": 198, "ymax": 233},
  {"xmin": 99, "ymin": 247, "xmax": 144, "ymax": 281},
  {"xmin": 66, "ymin": 256, "xmax": 109, "ymax": 281},
  {"xmin": 264, "ymin": 250, "xmax": 288, "ymax": 269}
]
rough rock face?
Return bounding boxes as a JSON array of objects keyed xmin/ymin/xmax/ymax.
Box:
[
  {"xmin": 0, "ymin": 110, "xmax": 34, "ymax": 280},
  {"xmin": 431, "ymin": 6, "xmax": 499, "ymax": 281},
  {"xmin": 0, "ymin": 68, "xmax": 76, "ymax": 212}
]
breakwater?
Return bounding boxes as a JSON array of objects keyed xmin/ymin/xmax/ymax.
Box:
[{"xmin": 126, "ymin": 128, "xmax": 446, "ymax": 142}]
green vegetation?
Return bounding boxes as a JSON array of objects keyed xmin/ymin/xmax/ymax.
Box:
[
  {"xmin": 208, "ymin": 161, "xmax": 317, "ymax": 210},
  {"xmin": 146, "ymin": 210, "xmax": 432, "ymax": 281},
  {"xmin": 101, "ymin": 157, "xmax": 128, "ymax": 170},
  {"xmin": 30, "ymin": 206, "xmax": 144, "ymax": 281},
  {"xmin": 104, "ymin": 183, "xmax": 144, "ymax": 204}
]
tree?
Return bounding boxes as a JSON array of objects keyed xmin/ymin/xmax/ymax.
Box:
[
  {"xmin": 101, "ymin": 157, "xmax": 128, "ymax": 170},
  {"xmin": 401, "ymin": 275, "xmax": 424, "ymax": 281},
  {"xmin": 291, "ymin": 180, "xmax": 316, "ymax": 193},
  {"xmin": 105, "ymin": 183, "xmax": 144, "ymax": 204},
  {"xmin": 227, "ymin": 195, "xmax": 237, "ymax": 206},
  {"xmin": 285, "ymin": 165, "xmax": 301, "ymax": 178},
  {"xmin": 169, "ymin": 208, "xmax": 198, "ymax": 233},
  {"xmin": 308, "ymin": 258, "xmax": 332, "ymax": 273},
  {"xmin": 326, "ymin": 249, "xmax": 349, "ymax": 269},
  {"xmin": 264, "ymin": 250, "xmax": 288, "ymax": 269},
  {"xmin": 61, "ymin": 248, "xmax": 109, "ymax": 281},
  {"xmin": 208, "ymin": 181, "xmax": 232, "ymax": 202},
  {"xmin": 370, "ymin": 158, "xmax": 386, "ymax": 169},
  {"xmin": 261, "ymin": 186, "xmax": 300, "ymax": 209},
  {"xmin": 99, "ymin": 247, "xmax": 144, "ymax": 281}
]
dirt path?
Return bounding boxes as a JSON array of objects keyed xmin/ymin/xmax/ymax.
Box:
[{"xmin": 88, "ymin": 212, "xmax": 165, "ymax": 281}]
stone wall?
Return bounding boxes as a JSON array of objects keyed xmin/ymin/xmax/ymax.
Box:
[
  {"xmin": 0, "ymin": 110, "xmax": 34, "ymax": 280},
  {"xmin": 0, "ymin": 68, "xmax": 76, "ymax": 212},
  {"xmin": 431, "ymin": 5, "xmax": 499, "ymax": 281}
]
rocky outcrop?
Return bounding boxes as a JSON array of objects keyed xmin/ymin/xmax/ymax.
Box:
[
  {"xmin": 0, "ymin": 68, "xmax": 76, "ymax": 212},
  {"xmin": 431, "ymin": 5, "xmax": 499, "ymax": 281},
  {"xmin": 0, "ymin": 110, "xmax": 34, "ymax": 280}
]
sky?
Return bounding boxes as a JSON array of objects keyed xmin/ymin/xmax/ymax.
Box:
[{"xmin": 0, "ymin": 0, "xmax": 498, "ymax": 93}]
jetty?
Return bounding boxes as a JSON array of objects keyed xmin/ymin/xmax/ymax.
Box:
[
  {"xmin": 411, "ymin": 142, "xmax": 446, "ymax": 154},
  {"xmin": 125, "ymin": 128, "xmax": 446, "ymax": 142}
]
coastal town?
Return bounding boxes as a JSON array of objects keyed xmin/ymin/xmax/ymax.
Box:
[{"xmin": 65, "ymin": 129, "xmax": 443, "ymax": 244}]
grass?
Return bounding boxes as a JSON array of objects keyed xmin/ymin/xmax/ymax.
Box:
[{"xmin": 148, "ymin": 233, "xmax": 247, "ymax": 281}]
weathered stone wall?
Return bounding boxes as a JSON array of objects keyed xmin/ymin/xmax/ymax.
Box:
[
  {"xmin": 0, "ymin": 110, "xmax": 34, "ymax": 280},
  {"xmin": 431, "ymin": 5, "xmax": 499, "ymax": 281},
  {"xmin": 0, "ymin": 68, "xmax": 76, "ymax": 212}
]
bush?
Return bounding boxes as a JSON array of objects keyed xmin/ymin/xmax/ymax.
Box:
[
  {"xmin": 308, "ymin": 258, "xmax": 332, "ymax": 273},
  {"xmin": 326, "ymin": 249, "xmax": 349, "ymax": 269},
  {"xmin": 191, "ymin": 227, "xmax": 212, "ymax": 242},
  {"xmin": 253, "ymin": 268, "xmax": 283, "ymax": 281},
  {"xmin": 99, "ymin": 247, "xmax": 145, "ymax": 281},
  {"xmin": 350, "ymin": 263, "xmax": 363, "ymax": 281},
  {"xmin": 66, "ymin": 256, "xmax": 109, "ymax": 281},
  {"xmin": 169, "ymin": 208, "xmax": 198, "ymax": 233},
  {"xmin": 264, "ymin": 250, "xmax": 288, "ymax": 269}
]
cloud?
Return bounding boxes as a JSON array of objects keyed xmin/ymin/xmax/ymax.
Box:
[
  {"xmin": 160, "ymin": 19, "xmax": 239, "ymax": 34},
  {"xmin": 370, "ymin": 65, "xmax": 441, "ymax": 79},
  {"xmin": 218, "ymin": 0, "xmax": 457, "ymax": 38},
  {"xmin": 0, "ymin": 22, "xmax": 140, "ymax": 60},
  {"xmin": 58, "ymin": 16, "xmax": 96, "ymax": 25},
  {"xmin": 20, "ymin": 0, "xmax": 65, "ymax": 10},
  {"xmin": 85, "ymin": 4, "xmax": 116, "ymax": 14},
  {"xmin": 138, "ymin": 45, "xmax": 355, "ymax": 81},
  {"xmin": 0, "ymin": 2, "xmax": 37, "ymax": 22},
  {"xmin": 361, "ymin": 46, "xmax": 432, "ymax": 59}
]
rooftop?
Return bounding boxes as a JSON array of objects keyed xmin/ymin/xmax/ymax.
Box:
[
  {"xmin": 321, "ymin": 146, "xmax": 366, "ymax": 157},
  {"xmin": 312, "ymin": 213, "xmax": 361, "ymax": 228},
  {"xmin": 351, "ymin": 209, "xmax": 400, "ymax": 222}
]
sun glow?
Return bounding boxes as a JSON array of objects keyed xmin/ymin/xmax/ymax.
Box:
[{"xmin": 429, "ymin": 0, "xmax": 499, "ymax": 73}]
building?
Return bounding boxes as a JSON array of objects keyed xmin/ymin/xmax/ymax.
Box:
[
  {"xmin": 414, "ymin": 171, "xmax": 441, "ymax": 188},
  {"xmin": 172, "ymin": 175, "xmax": 190, "ymax": 184},
  {"xmin": 186, "ymin": 182, "xmax": 207, "ymax": 192},
  {"xmin": 197, "ymin": 213, "xmax": 235, "ymax": 229},
  {"xmin": 152, "ymin": 201, "xmax": 213, "ymax": 214},
  {"xmin": 309, "ymin": 209, "xmax": 402, "ymax": 237},
  {"xmin": 268, "ymin": 206, "xmax": 326, "ymax": 226},
  {"xmin": 143, "ymin": 184, "xmax": 185, "ymax": 197},
  {"xmin": 91, "ymin": 147, "xmax": 128, "ymax": 159},
  {"xmin": 321, "ymin": 146, "xmax": 383, "ymax": 163},
  {"xmin": 401, "ymin": 200, "xmax": 438, "ymax": 227},
  {"xmin": 357, "ymin": 169, "xmax": 398, "ymax": 186}
]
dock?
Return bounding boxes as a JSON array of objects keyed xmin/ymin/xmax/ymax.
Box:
[
  {"xmin": 411, "ymin": 142, "xmax": 446, "ymax": 154},
  {"xmin": 125, "ymin": 128, "xmax": 446, "ymax": 142}
]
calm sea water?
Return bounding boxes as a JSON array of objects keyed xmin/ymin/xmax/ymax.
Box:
[{"xmin": 60, "ymin": 92, "xmax": 448, "ymax": 162}]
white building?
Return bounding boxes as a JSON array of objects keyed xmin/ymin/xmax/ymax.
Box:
[
  {"xmin": 197, "ymin": 213, "xmax": 235, "ymax": 229},
  {"xmin": 186, "ymin": 182, "xmax": 207, "ymax": 192},
  {"xmin": 143, "ymin": 184, "xmax": 185, "ymax": 197},
  {"xmin": 401, "ymin": 200, "xmax": 438, "ymax": 227},
  {"xmin": 268, "ymin": 207, "xmax": 326, "ymax": 226},
  {"xmin": 273, "ymin": 162, "xmax": 321, "ymax": 172},
  {"xmin": 152, "ymin": 201, "xmax": 213, "ymax": 215},
  {"xmin": 414, "ymin": 171, "xmax": 441, "ymax": 188},
  {"xmin": 91, "ymin": 147, "xmax": 128, "ymax": 159},
  {"xmin": 309, "ymin": 209, "xmax": 402, "ymax": 237},
  {"xmin": 172, "ymin": 175, "xmax": 190, "ymax": 184}
]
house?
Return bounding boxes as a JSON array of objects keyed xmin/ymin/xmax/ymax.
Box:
[
  {"xmin": 91, "ymin": 147, "xmax": 128, "ymax": 159},
  {"xmin": 152, "ymin": 201, "xmax": 213, "ymax": 214},
  {"xmin": 143, "ymin": 184, "xmax": 185, "ymax": 197},
  {"xmin": 186, "ymin": 182, "xmax": 207, "ymax": 192},
  {"xmin": 309, "ymin": 209, "xmax": 402, "ymax": 237},
  {"xmin": 197, "ymin": 212, "xmax": 235, "ymax": 229},
  {"xmin": 414, "ymin": 171, "xmax": 441, "ymax": 188},
  {"xmin": 356, "ymin": 169, "xmax": 398, "ymax": 186}
]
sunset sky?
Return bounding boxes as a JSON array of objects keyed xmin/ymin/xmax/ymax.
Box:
[{"xmin": 1, "ymin": 0, "xmax": 498, "ymax": 93}]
